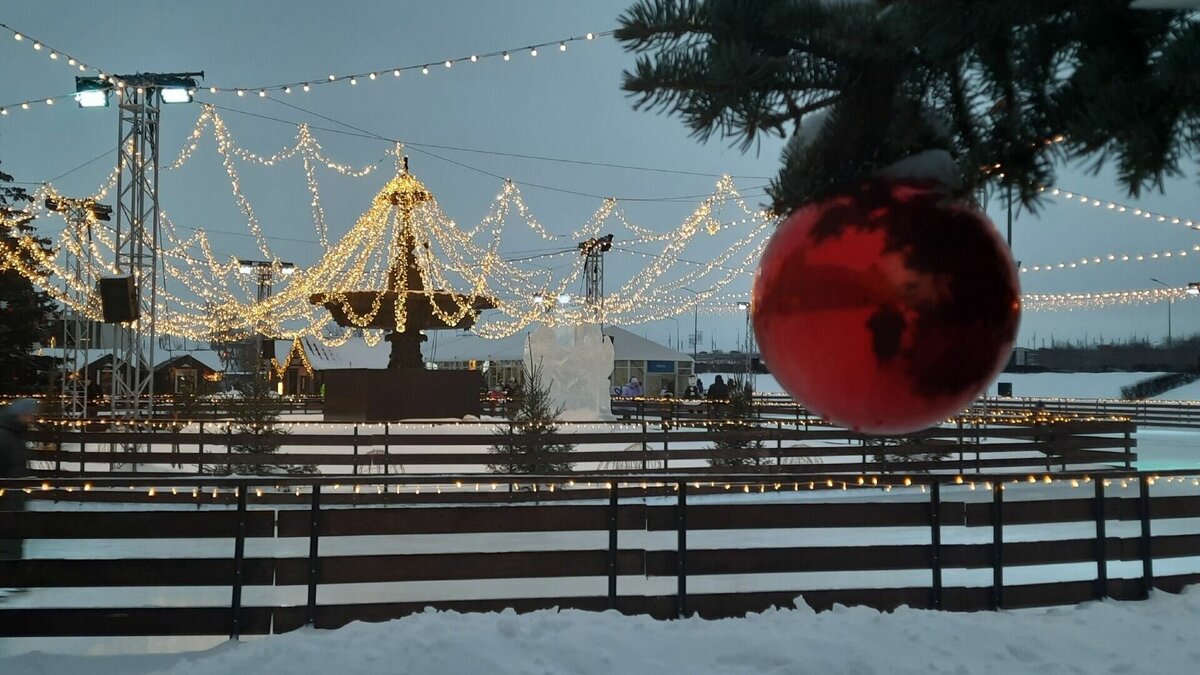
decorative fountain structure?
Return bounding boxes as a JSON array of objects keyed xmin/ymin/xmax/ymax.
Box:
[{"xmin": 309, "ymin": 159, "xmax": 495, "ymax": 420}]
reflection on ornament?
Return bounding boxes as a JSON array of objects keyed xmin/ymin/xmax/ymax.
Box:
[{"xmin": 752, "ymin": 180, "xmax": 1020, "ymax": 434}]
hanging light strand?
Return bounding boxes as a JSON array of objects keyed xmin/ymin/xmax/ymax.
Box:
[{"xmin": 206, "ymin": 30, "xmax": 612, "ymax": 97}]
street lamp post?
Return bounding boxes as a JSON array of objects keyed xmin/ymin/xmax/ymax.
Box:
[
  {"xmin": 666, "ymin": 316, "xmax": 680, "ymax": 351},
  {"xmin": 682, "ymin": 287, "xmax": 701, "ymax": 357},
  {"xmin": 1151, "ymin": 278, "xmax": 1173, "ymax": 346}
]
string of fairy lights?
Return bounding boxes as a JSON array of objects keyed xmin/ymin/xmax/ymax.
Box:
[
  {"xmin": 4, "ymin": 20, "xmax": 1200, "ymax": 324},
  {"xmin": 2, "ymin": 103, "xmax": 778, "ymax": 344},
  {"xmin": 0, "ymin": 21, "xmax": 611, "ymax": 118},
  {"xmin": 0, "ymin": 21, "xmax": 105, "ymax": 115},
  {"xmin": 6, "ymin": 471, "xmax": 1197, "ymax": 501}
]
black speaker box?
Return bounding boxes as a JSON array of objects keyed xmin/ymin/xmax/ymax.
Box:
[
  {"xmin": 97, "ymin": 276, "xmax": 139, "ymax": 323},
  {"xmin": 261, "ymin": 337, "xmax": 275, "ymax": 359}
]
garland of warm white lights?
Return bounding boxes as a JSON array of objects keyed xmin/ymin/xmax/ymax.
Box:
[
  {"xmin": 1022, "ymin": 286, "xmax": 1193, "ymax": 311},
  {"xmin": 204, "ymin": 31, "xmax": 611, "ymax": 98},
  {"xmin": 0, "ymin": 23, "xmax": 610, "ymax": 116},
  {"xmin": 1019, "ymin": 245, "xmax": 1200, "ymax": 274},
  {"xmin": 1041, "ymin": 186, "xmax": 1199, "ymax": 231},
  {"xmin": 0, "ymin": 22, "xmax": 105, "ymax": 115},
  {"xmin": 2, "ymin": 105, "xmax": 777, "ymax": 346}
]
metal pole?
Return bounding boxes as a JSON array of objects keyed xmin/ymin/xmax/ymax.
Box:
[
  {"xmin": 1094, "ymin": 479, "xmax": 1108, "ymax": 600},
  {"xmin": 607, "ymin": 484, "xmax": 618, "ymax": 610},
  {"xmin": 930, "ymin": 481, "xmax": 942, "ymax": 610},
  {"xmin": 992, "ymin": 485, "xmax": 1004, "ymax": 610},
  {"xmin": 676, "ymin": 480, "xmax": 687, "ymax": 619},
  {"xmin": 230, "ymin": 486, "xmax": 248, "ymax": 640},
  {"xmin": 1139, "ymin": 476, "xmax": 1154, "ymax": 598},
  {"xmin": 306, "ymin": 485, "xmax": 321, "ymax": 625}
]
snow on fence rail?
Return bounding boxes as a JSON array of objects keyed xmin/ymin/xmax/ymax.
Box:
[
  {"xmin": 1, "ymin": 470, "xmax": 1199, "ymax": 641},
  {"xmin": 20, "ymin": 419, "xmax": 1137, "ymax": 477}
]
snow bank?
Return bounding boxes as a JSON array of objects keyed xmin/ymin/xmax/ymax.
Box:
[{"xmin": 5, "ymin": 589, "xmax": 1199, "ymax": 674}]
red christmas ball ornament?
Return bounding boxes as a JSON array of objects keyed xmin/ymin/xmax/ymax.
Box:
[{"xmin": 752, "ymin": 180, "xmax": 1020, "ymax": 434}]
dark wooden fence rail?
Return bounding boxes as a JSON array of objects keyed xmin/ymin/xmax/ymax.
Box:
[
  {"xmin": 2, "ymin": 470, "xmax": 1199, "ymax": 640},
  {"xmin": 12, "ymin": 390, "xmax": 1200, "ymax": 428},
  {"xmin": 22, "ymin": 419, "xmax": 1137, "ymax": 477}
]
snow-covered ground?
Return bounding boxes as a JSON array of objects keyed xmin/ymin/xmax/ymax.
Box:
[{"xmin": 3, "ymin": 589, "xmax": 1200, "ymax": 674}]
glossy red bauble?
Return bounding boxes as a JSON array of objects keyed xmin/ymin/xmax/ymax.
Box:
[{"xmin": 752, "ymin": 180, "xmax": 1020, "ymax": 434}]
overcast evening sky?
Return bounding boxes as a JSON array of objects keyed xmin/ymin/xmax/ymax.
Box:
[{"xmin": 2, "ymin": 0, "xmax": 1199, "ymax": 352}]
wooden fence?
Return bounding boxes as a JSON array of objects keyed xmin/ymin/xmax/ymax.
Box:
[
  {"xmin": 21, "ymin": 418, "xmax": 1137, "ymax": 477},
  {"xmin": 2, "ymin": 470, "xmax": 1199, "ymax": 640}
]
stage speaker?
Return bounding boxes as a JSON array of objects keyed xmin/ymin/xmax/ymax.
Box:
[
  {"xmin": 261, "ymin": 337, "xmax": 275, "ymax": 359},
  {"xmin": 97, "ymin": 276, "xmax": 139, "ymax": 323}
]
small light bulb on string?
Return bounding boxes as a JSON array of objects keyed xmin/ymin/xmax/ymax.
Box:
[
  {"xmin": 503, "ymin": 52, "xmax": 510, "ymax": 61},
  {"xmin": 32, "ymin": 42, "xmax": 41, "ymax": 50},
  {"xmin": 369, "ymin": 72, "xmax": 376, "ymax": 80},
  {"xmin": 236, "ymin": 90, "xmax": 245, "ymax": 97},
  {"xmin": 209, "ymin": 86, "xmax": 217, "ymax": 93},
  {"xmin": 444, "ymin": 60, "xmax": 452, "ymax": 68},
  {"xmin": 328, "ymin": 75, "xmax": 336, "ymax": 81},
  {"xmin": 421, "ymin": 66, "xmax": 429, "ymax": 74},
  {"xmin": 13, "ymin": 33, "xmax": 22, "ymax": 40},
  {"xmin": 530, "ymin": 47, "xmax": 538, "ymax": 57},
  {"xmin": 303, "ymin": 84, "xmax": 311, "ymax": 91},
  {"xmin": 559, "ymin": 42, "xmax": 567, "ymax": 51},
  {"xmin": 393, "ymin": 69, "xmax": 400, "ymax": 77},
  {"xmin": 470, "ymin": 55, "xmax": 478, "ymax": 62},
  {"xmin": 586, "ymin": 32, "xmax": 594, "ymax": 39},
  {"xmin": 258, "ymin": 89, "xmax": 266, "ymax": 97}
]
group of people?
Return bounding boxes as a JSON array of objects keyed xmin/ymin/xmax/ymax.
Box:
[{"xmin": 615, "ymin": 374, "xmax": 732, "ymax": 400}]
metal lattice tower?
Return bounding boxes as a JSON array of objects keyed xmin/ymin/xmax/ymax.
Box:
[
  {"xmin": 110, "ymin": 85, "xmax": 162, "ymax": 420},
  {"xmin": 45, "ymin": 197, "xmax": 111, "ymax": 418},
  {"xmin": 579, "ymin": 234, "xmax": 613, "ymax": 320}
]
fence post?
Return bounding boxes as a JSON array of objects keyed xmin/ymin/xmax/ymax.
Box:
[
  {"xmin": 1124, "ymin": 427, "xmax": 1133, "ymax": 470},
  {"xmin": 608, "ymin": 484, "xmax": 618, "ymax": 611},
  {"xmin": 930, "ymin": 481, "xmax": 942, "ymax": 610},
  {"xmin": 641, "ymin": 421, "xmax": 648, "ymax": 471},
  {"xmin": 198, "ymin": 421, "xmax": 205, "ymax": 475},
  {"xmin": 1094, "ymin": 479, "xmax": 1108, "ymax": 600},
  {"xmin": 230, "ymin": 485, "xmax": 248, "ymax": 640},
  {"xmin": 307, "ymin": 485, "xmax": 321, "ymax": 626},
  {"xmin": 383, "ymin": 423, "xmax": 389, "ymax": 476},
  {"xmin": 1139, "ymin": 475, "xmax": 1154, "ymax": 598},
  {"xmin": 676, "ymin": 480, "xmax": 687, "ymax": 619},
  {"xmin": 662, "ymin": 425, "xmax": 669, "ymax": 471},
  {"xmin": 776, "ymin": 420, "xmax": 782, "ymax": 465},
  {"xmin": 991, "ymin": 484, "xmax": 1004, "ymax": 611},
  {"xmin": 352, "ymin": 424, "xmax": 359, "ymax": 476}
]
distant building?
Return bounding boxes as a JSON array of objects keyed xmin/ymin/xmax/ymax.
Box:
[
  {"xmin": 266, "ymin": 326, "xmax": 695, "ymax": 397},
  {"xmin": 35, "ymin": 347, "xmax": 225, "ymax": 396}
]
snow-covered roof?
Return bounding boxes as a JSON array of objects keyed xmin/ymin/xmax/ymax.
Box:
[
  {"xmin": 423, "ymin": 325, "xmax": 692, "ymax": 364},
  {"xmin": 35, "ymin": 347, "xmax": 225, "ymax": 371},
  {"xmin": 425, "ymin": 330, "xmax": 528, "ymax": 363},
  {"xmin": 288, "ymin": 336, "xmax": 391, "ymax": 370},
  {"xmin": 605, "ymin": 326, "xmax": 694, "ymax": 363}
]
